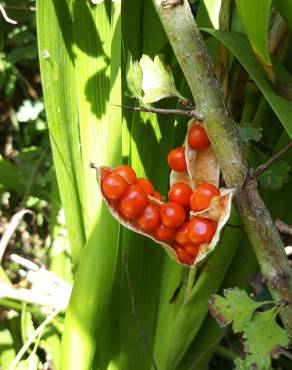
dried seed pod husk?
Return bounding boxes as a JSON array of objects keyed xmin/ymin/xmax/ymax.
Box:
[{"xmin": 91, "ymin": 164, "xmax": 183, "ymax": 264}]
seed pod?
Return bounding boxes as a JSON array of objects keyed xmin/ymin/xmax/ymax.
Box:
[
  {"xmin": 169, "ymin": 118, "xmax": 234, "ymax": 266},
  {"xmin": 91, "ymin": 117, "xmax": 233, "ymax": 268},
  {"xmin": 91, "ymin": 164, "xmax": 181, "ymax": 263}
]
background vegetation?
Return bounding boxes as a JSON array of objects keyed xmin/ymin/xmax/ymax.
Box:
[{"xmin": 0, "ymin": 0, "xmax": 292, "ymax": 369}]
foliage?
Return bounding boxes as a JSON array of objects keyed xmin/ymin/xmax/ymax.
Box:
[{"xmin": 209, "ymin": 288, "xmax": 289, "ymax": 370}]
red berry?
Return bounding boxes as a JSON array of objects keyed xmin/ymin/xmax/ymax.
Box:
[
  {"xmin": 168, "ymin": 182, "xmax": 193, "ymax": 208},
  {"xmin": 188, "ymin": 124, "xmax": 210, "ymax": 151},
  {"xmin": 137, "ymin": 204, "xmax": 160, "ymax": 231},
  {"xmin": 173, "ymin": 243, "xmax": 194, "ymax": 265},
  {"xmin": 190, "ymin": 183, "xmax": 220, "ymax": 211},
  {"xmin": 160, "ymin": 202, "xmax": 185, "ymax": 229},
  {"xmin": 184, "ymin": 244, "xmax": 200, "ymax": 256},
  {"xmin": 188, "ymin": 217, "xmax": 215, "ymax": 244},
  {"xmin": 153, "ymin": 191, "xmax": 163, "ymax": 202},
  {"xmin": 153, "ymin": 224, "xmax": 176, "ymax": 242},
  {"xmin": 175, "ymin": 222, "xmax": 192, "ymax": 246},
  {"xmin": 137, "ymin": 178, "xmax": 154, "ymax": 196},
  {"xmin": 113, "ymin": 165, "xmax": 137, "ymax": 184},
  {"xmin": 101, "ymin": 173, "xmax": 128, "ymax": 200},
  {"xmin": 118, "ymin": 184, "xmax": 148, "ymax": 219},
  {"xmin": 167, "ymin": 147, "xmax": 187, "ymax": 172}
]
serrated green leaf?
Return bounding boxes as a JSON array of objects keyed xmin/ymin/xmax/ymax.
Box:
[
  {"xmin": 258, "ymin": 160, "xmax": 290, "ymax": 190},
  {"xmin": 126, "ymin": 53, "xmax": 143, "ymax": 99},
  {"xmin": 237, "ymin": 123, "xmax": 262, "ymax": 143},
  {"xmin": 243, "ymin": 309, "xmax": 289, "ymax": 369},
  {"xmin": 140, "ymin": 54, "xmax": 182, "ymax": 103},
  {"xmin": 209, "ymin": 288, "xmax": 259, "ymax": 333},
  {"xmin": 234, "ymin": 358, "xmax": 251, "ymax": 370}
]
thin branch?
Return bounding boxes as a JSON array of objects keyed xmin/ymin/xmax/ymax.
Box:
[
  {"xmin": 253, "ymin": 142, "xmax": 292, "ymax": 178},
  {"xmin": 123, "ymin": 252, "xmax": 158, "ymax": 370},
  {"xmin": 5, "ymin": 6, "xmax": 36, "ymax": 12},
  {"xmin": 275, "ymin": 219, "xmax": 292, "ymax": 237},
  {"xmin": 0, "ymin": 4, "xmax": 17, "ymax": 24},
  {"xmin": 111, "ymin": 103, "xmax": 203, "ymax": 120}
]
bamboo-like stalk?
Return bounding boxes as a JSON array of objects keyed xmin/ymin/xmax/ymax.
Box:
[{"xmin": 152, "ymin": 0, "xmax": 292, "ymax": 337}]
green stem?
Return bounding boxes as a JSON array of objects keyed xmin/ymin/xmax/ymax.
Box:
[
  {"xmin": 152, "ymin": 0, "xmax": 292, "ymax": 338},
  {"xmin": 214, "ymin": 344, "xmax": 237, "ymax": 361},
  {"xmin": 185, "ymin": 267, "xmax": 197, "ymax": 300}
]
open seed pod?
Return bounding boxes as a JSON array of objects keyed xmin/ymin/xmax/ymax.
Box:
[
  {"xmin": 170, "ymin": 118, "xmax": 234, "ymax": 266},
  {"xmin": 91, "ymin": 164, "xmax": 181, "ymax": 263},
  {"xmin": 91, "ymin": 118, "xmax": 233, "ymax": 268}
]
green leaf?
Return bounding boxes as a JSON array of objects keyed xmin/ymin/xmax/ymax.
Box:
[
  {"xmin": 236, "ymin": 0, "xmax": 272, "ymax": 68},
  {"xmin": 242, "ymin": 309, "xmax": 289, "ymax": 369},
  {"xmin": 237, "ymin": 123, "xmax": 262, "ymax": 143},
  {"xmin": 209, "ymin": 288, "xmax": 259, "ymax": 333},
  {"xmin": 126, "ymin": 53, "xmax": 143, "ymax": 99},
  {"xmin": 139, "ymin": 54, "xmax": 182, "ymax": 103},
  {"xmin": 202, "ymin": 30, "xmax": 292, "ymax": 139},
  {"xmin": 258, "ymin": 160, "xmax": 290, "ymax": 190}
]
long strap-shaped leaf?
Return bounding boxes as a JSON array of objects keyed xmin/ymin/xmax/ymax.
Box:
[
  {"xmin": 37, "ymin": 0, "xmax": 86, "ymax": 265},
  {"xmin": 37, "ymin": 1, "xmax": 122, "ymax": 369}
]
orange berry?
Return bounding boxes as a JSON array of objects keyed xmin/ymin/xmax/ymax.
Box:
[
  {"xmin": 119, "ymin": 184, "xmax": 148, "ymax": 219},
  {"xmin": 190, "ymin": 183, "xmax": 220, "ymax": 211},
  {"xmin": 101, "ymin": 173, "xmax": 128, "ymax": 200},
  {"xmin": 160, "ymin": 202, "xmax": 186, "ymax": 229},
  {"xmin": 188, "ymin": 217, "xmax": 215, "ymax": 244},
  {"xmin": 167, "ymin": 147, "xmax": 187, "ymax": 172},
  {"xmin": 137, "ymin": 204, "xmax": 160, "ymax": 231},
  {"xmin": 173, "ymin": 243, "xmax": 194, "ymax": 265},
  {"xmin": 113, "ymin": 165, "xmax": 137, "ymax": 184},
  {"xmin": 175, "ymin": 222, "xmax": 192, "ymax": 246},
  {"xmin": 168, "ymin": 182, "xmax": 193, "ymax": 208},
  {"xmin": 137, "ymin": 178, "xmax": 154, "ymax": 196},
  {"xmin": 188, "ymin": 124, "xmax": 210, "ymax": 151},
  {"xmin": 153, "ymin": 224, "xmax": 176, "ymax": 242}
]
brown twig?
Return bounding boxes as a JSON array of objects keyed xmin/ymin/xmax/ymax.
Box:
[
  {"xmin": 111, "ymin": 103, "xmax": 203, "ymax": 121},
  {"xmin": 123, "ymin": 252, "xmax": 158, "ymax": 370},
  {"xmin": 275, "ymin": 219, "xmax": 292, "ymax": 237},
  {"xmin": 253, "ymin": 142, "xmax": 292, "ymax": 178},
  {"xmin": 4, "ymin": 6, "xmax": 36, "ymax": 12}
]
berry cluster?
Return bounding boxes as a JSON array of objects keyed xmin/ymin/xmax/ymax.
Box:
[{"xmin": 100, "ymin": 123, "xmax": 220, "ymax": 266}]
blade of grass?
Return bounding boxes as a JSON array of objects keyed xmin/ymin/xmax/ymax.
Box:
[
  {"xmin": 36, "ymin": 0, "xmax": 86, "ymax": 265},
  {"xmin": 60, "ymin": 2, "xmax": 123, "ymax": 369}
]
